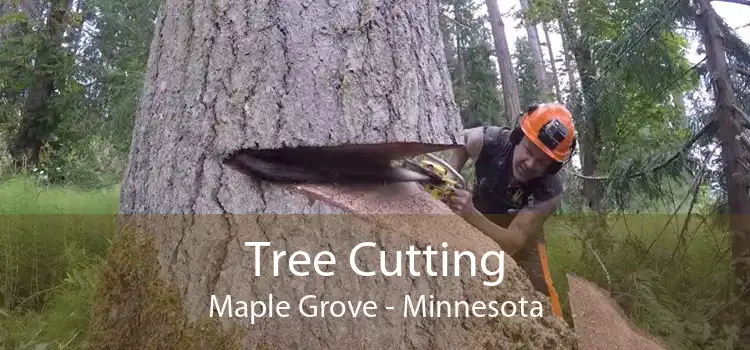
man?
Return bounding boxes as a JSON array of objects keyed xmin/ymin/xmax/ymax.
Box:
[{"xmin": 444, "ymin": 102, "xmax": 577, "ymax": 319}]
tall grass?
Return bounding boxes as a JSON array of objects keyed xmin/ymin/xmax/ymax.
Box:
[
  {"xmin": 545, "ymin": 213, "xmax": 741, "ymax": 350},
  {"xmin": 0, "ymin": 176, "xmax": 119, "ymax": 349},
  {"xmin": 0, "ymin": 175, "xmax": 742, "ymax": 349}
]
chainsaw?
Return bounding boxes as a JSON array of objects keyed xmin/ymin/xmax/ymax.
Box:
[
  {"xmin": 398, "ymin": 154, "xmax": 466, "ymax": 201},
  {"xmin": 222, "ymin": 146, "xmax": 466, "ymax": 202}
]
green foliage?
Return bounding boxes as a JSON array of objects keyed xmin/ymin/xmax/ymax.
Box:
[
  {"xmin": 84, "ymin": 0, "xmax": 160, "ymax": 153},
  {"xmin": 0, "ymin": 177, "xmax": 118, "ymax": 349},
  {"xmin": 546, "ymin": 213, "xmax": 742, "ymax": 350},
  {"xmin": 549, "ymin": 0, "xmax": 702, "ymax": 212},
  {"xmin": 456, "ymin": 44, "xmax": 505, "ymax": 127},
  {"xmin": 513, "ymin": 37, "xmax": 544, "ymax": 108},
  {"xmin": 444, "ymin": 0, "xmax": 505, "ymax": 127},
  {"xmin": 0, "ymin": 0, "xmax": 159, "ymax": 188}
]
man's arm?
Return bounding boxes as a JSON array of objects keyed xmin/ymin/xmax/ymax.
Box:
[
  {"xmin": 447, "ymin": 127, "xmax": 484, "ymax": 174},
  {"xmin": 453, "ymin": 170, "xmax": 564, "ymax": 255},
  {"xmin": 502, "ymin": 176, "xmax": 564, "ymax": 251},
  {"xmin": 461, "ymin": 194, "xmax": 561, "ymax": 255}
]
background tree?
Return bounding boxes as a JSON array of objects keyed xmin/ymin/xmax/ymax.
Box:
[
  {"xmin": 485, "ymin": 0, "xmax": 522, "ymax": 124},
  {"xmin": 443, "ymin": 0, "xmax": 505, "ymax": 127}
]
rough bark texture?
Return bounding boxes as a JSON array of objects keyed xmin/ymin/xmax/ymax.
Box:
[
  {"xmin": 100, "ymin": 0, "xmax": 579, "ymax": 349},
  {"xmin": 485, "ymin": 0, "xmax": 521, "ymax": 125},
  {"xmin": 694, "ymin": 0, "xmax": 750, "ymax": 342},
  {"xmin": 120, "ymin": 0, "xmax": 465, "ymax": 214}
]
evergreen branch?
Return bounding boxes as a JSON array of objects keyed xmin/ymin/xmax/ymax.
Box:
[
  {"xmin": 653, "ymin": 57, "xmax": 707, "ymax": 101},
  {"xmin": 594, "ymin": 0, "xmax": 683, "ymax": 83},
  {"xmin": 571, "ymin": 119, "xmax": 718, "ymax": 180},
  {"xmin": 632, "ymin": 142, "xmax": 720, "ymax": 270}
]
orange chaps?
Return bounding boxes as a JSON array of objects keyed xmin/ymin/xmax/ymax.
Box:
[{"xmin": 514, "ymin": 240, "xmax": 563, "ymax": 319}]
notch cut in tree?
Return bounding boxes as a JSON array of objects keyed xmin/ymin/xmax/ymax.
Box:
[{"xmin": 92, "ymin": 0, "xmax": 578, "ymax": 349}]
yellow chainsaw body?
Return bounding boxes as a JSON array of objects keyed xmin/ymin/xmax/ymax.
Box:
[{"xmin": 416, "ymin": 159, "xmax": 459, "ymax": 201}]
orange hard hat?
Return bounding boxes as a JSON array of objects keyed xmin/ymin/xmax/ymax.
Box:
[{"xmin": 519, "ymin": 103, "xmax": 576, "ymax": 163}]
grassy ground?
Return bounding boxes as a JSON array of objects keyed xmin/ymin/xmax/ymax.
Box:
[
  {"xmin": 0, "ymin": 176, "xmax": 742, "ymax": 349},
  {"xmin": 0, "ymin": 177, "xmax": 119, "ymax": 349}
]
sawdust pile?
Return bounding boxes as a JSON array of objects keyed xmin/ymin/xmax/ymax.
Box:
[
  {"xmin": 269, "ymin": 182, "xmax": 581, "ymax": 349},
  {"xmin": 567, "ymin": 273, "xmax": 668, "ymax": 350}
]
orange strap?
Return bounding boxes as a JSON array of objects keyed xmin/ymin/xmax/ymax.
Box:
[{"xmin": 537, "ymin": 242, "xmax": 563, "ymax": 318}]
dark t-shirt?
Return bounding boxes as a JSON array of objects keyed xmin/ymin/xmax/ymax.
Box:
[
  {"xmin": 471, "ymin": 126, "xmax": 563, "ymax": 227},
  {"xmin": 470, "ymin": 126, "xmax": 564, "ymax": 297}
]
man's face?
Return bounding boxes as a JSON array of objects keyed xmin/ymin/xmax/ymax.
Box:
[{"xmin": 511, "ymin": 137, "xmax": 555, "ymax": 182}]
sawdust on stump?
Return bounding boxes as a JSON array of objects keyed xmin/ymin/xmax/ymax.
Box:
[{"xmin": 567, "ymin": 273, "xmax": 668, "ymax": 350}]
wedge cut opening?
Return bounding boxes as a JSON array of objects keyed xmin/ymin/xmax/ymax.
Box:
[{"xmin": 222, "ymin": 143, "xmax": 460, "ymax": 185}]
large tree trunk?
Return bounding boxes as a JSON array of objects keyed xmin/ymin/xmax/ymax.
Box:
[
  {"xmin": 694, "ymin": 0, "xmax": 750, "ymax": 343},
  {"xmin": 90, "ymin": 1, "xmax": 577, "ymax": 349},
  {"xmin": 485, "ymin": 0, "xmax": 521, "ymax": 124},
  {"xmin": 519, "ymin": 0, "xmax": 549, "ymax": 100}
]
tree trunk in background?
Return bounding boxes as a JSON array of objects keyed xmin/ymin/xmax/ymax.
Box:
[
  {"xmin": 438, "ymin": 1, "xmax": 457, "ymax": 75},
  {"xmin": 556, "ymin": 2, "xmax": 601, "ymax": 213},
  {"xmin": 89, "ymin": 0, "xmax": 576, "ymax": 348},
  {"xmin": 559, "ymin": 24, "xmax": 578, "ymax": 105},
  {"xmin": 453, "ymin": 0, "xmax": 467, "ymax": 86},
  {"xmin": 542, "ymin": 23, "xmax": 563, "ymax": 102},
  {"xmin": 694, "ymin": 0, "xmax": 750, "ymax": 343},
  {"xmin": 519, "ymin": 0, "xmax": 549, "ymax": 101},
  {"xmin": 9, "ymin": 0, "xmax": 72, "ymax": 167},
  {"xmin": 485, "ymin": 0, "xmax": 521, "ymax": 125}
]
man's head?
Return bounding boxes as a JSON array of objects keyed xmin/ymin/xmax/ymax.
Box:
[{"xmin": 509, "ymin": 103, "xmax": 576, "ymax": 182}]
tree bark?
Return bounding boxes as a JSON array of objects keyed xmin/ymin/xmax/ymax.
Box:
[
  {"xmin": 542, "ymin": 23, "xmax": 563, "ymax": 103},
  {"xmin": 485, "ymin": 0, "xmax": 521, "ymax": 125},
  {"xmin": 555, "ymin": 2, "xmax": 602, "ymax": 212},
  {"xmin": 453, "ymin": 0, "xmax": 467, "ymax": 86},
  {"xmin": 559, "ymin": 23, "xmax": 578, "ymax": 105},
  {"xmin": 91, "ymin": 1, "xmax": 577, "ymax": 349},
  {"xmin": 519, "ymin": 0, "xmax": 549, "ymax": 100},
  {"xmin": 438, "ymin": 1, "xmax": 457, "ymax": 75},
  {"xmin": 694, "ymin": 0, "xmax": 750, "ymax": 343}
]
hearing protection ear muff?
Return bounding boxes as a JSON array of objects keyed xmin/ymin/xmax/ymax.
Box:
[{"xmin": 509, "ymin": 104, "xmax": 577, "ymax": 175}]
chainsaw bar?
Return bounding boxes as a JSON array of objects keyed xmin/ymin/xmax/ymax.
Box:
[{"xmin": 223, "ymin": 148, "xmax": 433, "ymax": 185}]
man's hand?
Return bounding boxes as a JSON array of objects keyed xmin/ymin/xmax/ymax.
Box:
[{"xmin": 446, "ymin": 188, "xmax": 475, "ymax": 216}]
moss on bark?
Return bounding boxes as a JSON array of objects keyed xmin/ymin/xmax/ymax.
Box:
[{"xmin": 88, "ymin": 226, "xmax": 245, "ymax": 350}]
